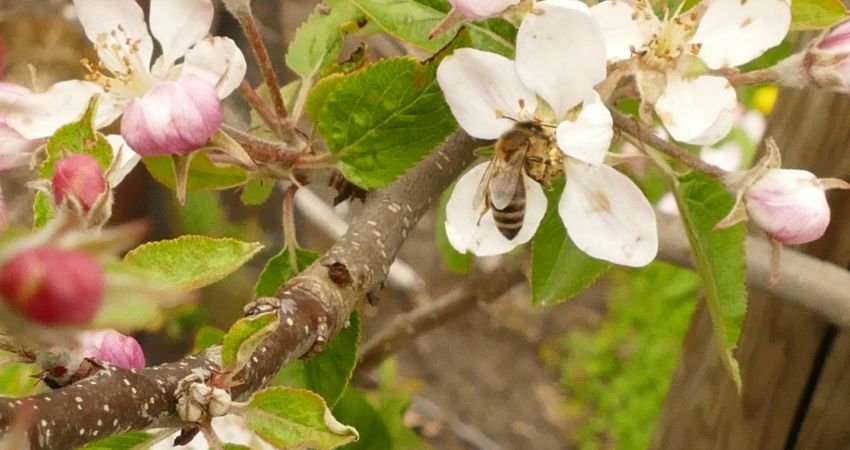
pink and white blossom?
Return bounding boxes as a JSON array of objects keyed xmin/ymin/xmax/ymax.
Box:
[
  {"xmin": 0, "ymin": 83, "xmax": 41, "ymax": 171},
  {"xmin": 744, "ymin": 169, "xmax": 832, "ymax": 245},
  {"xmin": 447, "ymin": 0, "xmax": 520, "ymax": 19},
  {"xmin": 804, "ymin": 20, "xmax": 850, "ymax": 93},
  {"xmin": 591, "ymin": 0, "xmax": 790, "ymax": 145},
  {"xmin": 2, "ymin": 0, "xmax": 245, "ymax": 163}
]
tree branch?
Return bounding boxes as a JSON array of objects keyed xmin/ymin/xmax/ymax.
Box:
[{"xmin": 0, "ymin": 131, "xmax": 480, "ymax": 449}]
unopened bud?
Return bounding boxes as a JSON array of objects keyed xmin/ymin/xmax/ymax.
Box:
[
  {"xmin": 190, "ymin": 382, "xmax": 213, "ymax": 405},
  {"xmin": 80, "ymin": 330, "xmax": 145, "ymax": 369},
  {"xmin": 745, "ymin": 169, "xmax": 833, "ymax": 245},
  {"xmin": 121, "ymin": 74, "xmax": 221, "ymax": 157},
  {"xmin": 0, "ymin": 247, "xmax": 103, "ymax": 325},
  {"xmin": 177, "ymin": 395, "xmax": 205, "ymax": 423},
  {"xmin": 804, "ymin": 20, "xmax": 850, "ymax": 93},
  {"xmin": 52, "ymin": 154, "xmax": 107, "ymax": 212},
  {"xmin": 208, "ymin": 388, "xmax": 231, "ymax": 417}
]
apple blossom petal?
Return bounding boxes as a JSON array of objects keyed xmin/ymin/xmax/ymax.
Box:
[
  {"xmin": 73, "ymin": 0, "xmax": 154, "ymax": 71},
  {"xmin": 105, "ymin": 134, "xmax": 141, "ymax": 186},
  {"xmin": 555, "ymin": 93, "xmax": 613, "ymax": 165},
  {"xmin": 447, "ymin": 0, "xmax": 520, "ymax": 19},
  {"xmin": 182, "ymin": 37, "xmax": 248, "ymax": 99},
  {"xmin": 700, "ymin": 143, "xmax": 742, "ymax": 171},
  {"xmin": 5, "ymin": 80, "xmax": 105, "ymax": 139},
  {"xmin": 560, "ymin": 162, "xmax": 657, "ymax": 266},
  {"xmin": 691, "ymin": 0, "xmax": 790, "ymax": 69},
  {"xmin": 121, "ymin": 74, "xmax": 221, "ymax": 157},
  {"xmin": 655, "ymin": 73, "xmax": 736, "ymax": 145},
  {"xmin": 0, "ymin": 124, "xmax": 38, "ymax": 171},
  {"xmin": 590, "ymin": 1, "xmax": 645, "ymax": 62},
  {"xmin": 445, "ymin": 162, "xmax": 547, "ymax": 256},
  {"xmin": 516, "ymin": 1, "xmax": 606, "ymax": 118},
  {"xmin": 149, "ymin": 0, "xmax": 214, "ymax": 74},
  {"xmin": 745, "ymin": 169, "xmax": 830, "ymax": 245},
  {"xmin": 437, "ymin": 48, "xmax": 537, "ymax": 139}
]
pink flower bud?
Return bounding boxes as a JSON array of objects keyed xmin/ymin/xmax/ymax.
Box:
[
  {"xmin": 80, "ymin": 330, "xmax": 145, "ymax": 369},
  {"xmin": 52, "ymin": 154, "xmax": 107, "ymax": 212},
  {"xmin": 805, "ymin": 20, "xmax": 850, "ymax": 93},
  {"xmin": 744, "ymin": 169, "xmax": 830, "ymax": 245},
  {"xmin": 121, "ymin": 73, "xmax": 222, "ymax": 157},
  {"xmin": 0, "ymin": 247, "xmax": 104, "ymax": 325},
  {"xmin": 447, "ymin": 0, "xmax": 520, "ymax": 19}
]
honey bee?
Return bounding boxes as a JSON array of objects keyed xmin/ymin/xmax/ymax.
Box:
[{"xmin": 474, "ymin": 121, "xmax": 558, "ymax": 240}]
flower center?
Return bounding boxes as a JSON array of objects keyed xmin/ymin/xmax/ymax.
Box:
[
  {"xmin": 81, "ymin": 25, "xmax": 153, "ymax": 100},
  {"xmin": 634, "ymin": 0, "xmax": 702, "ymax": 72}
]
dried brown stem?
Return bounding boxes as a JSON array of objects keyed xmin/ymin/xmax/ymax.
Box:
[{"xmin": 0, "ymin": 131, "xmax": 481, "ymax": 449}]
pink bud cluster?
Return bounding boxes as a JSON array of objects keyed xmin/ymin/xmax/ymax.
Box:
[{"xmin": 80, "ymin": 329, "xmax": 145, "ymax": 369}]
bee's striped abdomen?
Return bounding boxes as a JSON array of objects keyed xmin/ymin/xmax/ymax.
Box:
[{"xmin": 492, "ymin": 192, "xmax": 525, "ymax": 240}]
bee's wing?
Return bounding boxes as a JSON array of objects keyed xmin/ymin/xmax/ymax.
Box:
[
  {"xmin": 473, "ymin": 160, "xmax": 497, "ymax": 216},
  {"xmin": 487, "ymin": 150, "xmax": 526, "ymax": 211}
]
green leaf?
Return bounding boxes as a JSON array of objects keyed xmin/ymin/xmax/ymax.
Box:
[
  {"xmin": 80, "ymin": 432, "xmax": 154, "ymax": 449},
  {"xmin": 306, "ymin": 73, "xmax": 348, "ymax": 125},
  {"xmin": 178, "ymin": 191, "xmax": 222, "ymax": 235},
  {"xmin": 791, "ymin": 0, "xmax": 848, "ymax": 30},
  {"xmin": 32, "ymin": 191, "xmax": 55, "ymax": 228},
  {"xmin": 240, "ymin": 178, "xmax": 276, "ymax": 206},
  {"xmin": 223, "ymin": 445, "xmax": 251, "ymax": 450},
  {"xmin": 286, "ymin": 1, "xmax": 365, "ymax": 79},
  {"xmin": 221, "ymin": 313, "xmax": 280, "ymax": 373},
  {"xmin": 143, "ymin": 152, "xmax": 247, "ymax": 192},
  {"xmin": 255, "ymin": 247, "xmax": 320, "ymax": 297},
  {"xmin": 193, "ymin": 326, "xmax": 226, "ymax": 352},
  {"xmin": 435, "ymin": 183, "xmax": 472, "ymax": 273},
  {"xmin": 273, "ymin": 311, "xmax": 361, "ymax": 407},
  {"xmin": 347, "ymin": 0, "xmax": 515, "ymax": 56},
  {"xmin": 242, "ymin": 387, "xmax": 359, "ymax": 449},
  {"xmin": 317, "ymin": 57, "xmax": 456, "ymax": 188},
  {"xmin": 92, "ymin": 260, "xmax": 179, "ymax": 331},
  {"xmin": 672, "ymin": 172, "xmax": 746, "ymax": 391},
  {"xmin": 40, "ymin": 96, "xmax": 113, "ymax": 179},
  {"xmin": 0, "ymin": 361, "xmax": 42, "ymax": 397},
  {"xmin": 531, "ymin": 181, "xmax": 610, "ymax": 306},
  {"xmin": 124, "ymin": 236, "xmax": 263, "ymax": 291},
  {"xmin": 333, "ymin": 389, "xmax": 392, "ymax": 450}
]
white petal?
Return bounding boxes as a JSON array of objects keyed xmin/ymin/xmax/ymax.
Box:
[
  {"xmin": 182, "ymin": 37, "xmax": 248, "ymax": 99},
  {"xmin": 590, "ymin": 1, "xmax": 645, "ymax": 62},
  {"xmin": 445, "ymin": 162, "xmax": 547, "ymax": 256},
  {"xmin": 561, "ymin": 162, "xmax": 657, "ymax": 266},
  {"xmin": 5, "ymin": 81, "xmax": 106, "ymax": 139},
  {"xmin": 516, "ymin": 1, "xmax": 606, "ymax": 118},
  {"xmin": 692, "ymin": 0, "xmax": 791, "ymax": 69},
  {"xmin": 700, "ymin": 142, "xmax": 742, "ymax": 171},
  {"xmin": 150, "ymin": 0, "xmax": 214, "ymax": 73},
  {"xmin": 447, "ymin": 0, "xmax": 520, "ymax": 19},
  {"xmin": 555, "ymin": 93, "xmax": 613, "ymax": 165},
  {"xmin": 73, "ymin": 0, "xmax": 153, "ymax": 71},
  {"xmin": 105, "ymin": 134, "xmax": 141, "ymax": 185},
  {"xmin": 436, "ymin": 48, "xmax": 537, "ymax": 139},
  {"xmin": 655, "ymin": 73, "xmax": 736, "ymax": 145}
]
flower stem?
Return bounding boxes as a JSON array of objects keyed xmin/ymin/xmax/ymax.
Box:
[
  {"xmin": 230, "ymin": 6, "xmax": 289, "ymax": 122},
  {"xmin": 239, "ymin": 80, "xmax": 282, "ymax": 137},
  {"xmin": 720, "ymin": 67, "xmax": 779, "ymax": 86},
  {"xmin": 283, "ymin": 184, "xmax": 300, "ymax": 270},
  {"xmin": 610, "ymin": 109, "xmax": 726, "ymax": 179}
]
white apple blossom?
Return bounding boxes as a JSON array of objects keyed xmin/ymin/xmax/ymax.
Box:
[
  {"xmin": 591, "ymin": 0, "xmax": 790, "ymax": 145},
  {"xmin": 438, "ymin": 0, "xmax": 657, "ymax": 266},
  {"xmin": 1, "ymin": 0, "xmax": 246, "ymax": 169}
]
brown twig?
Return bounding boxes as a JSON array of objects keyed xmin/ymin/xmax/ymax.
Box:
[{"xmin": 610, "ymin": 109, "xmax": 727, "ymax": 179}]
